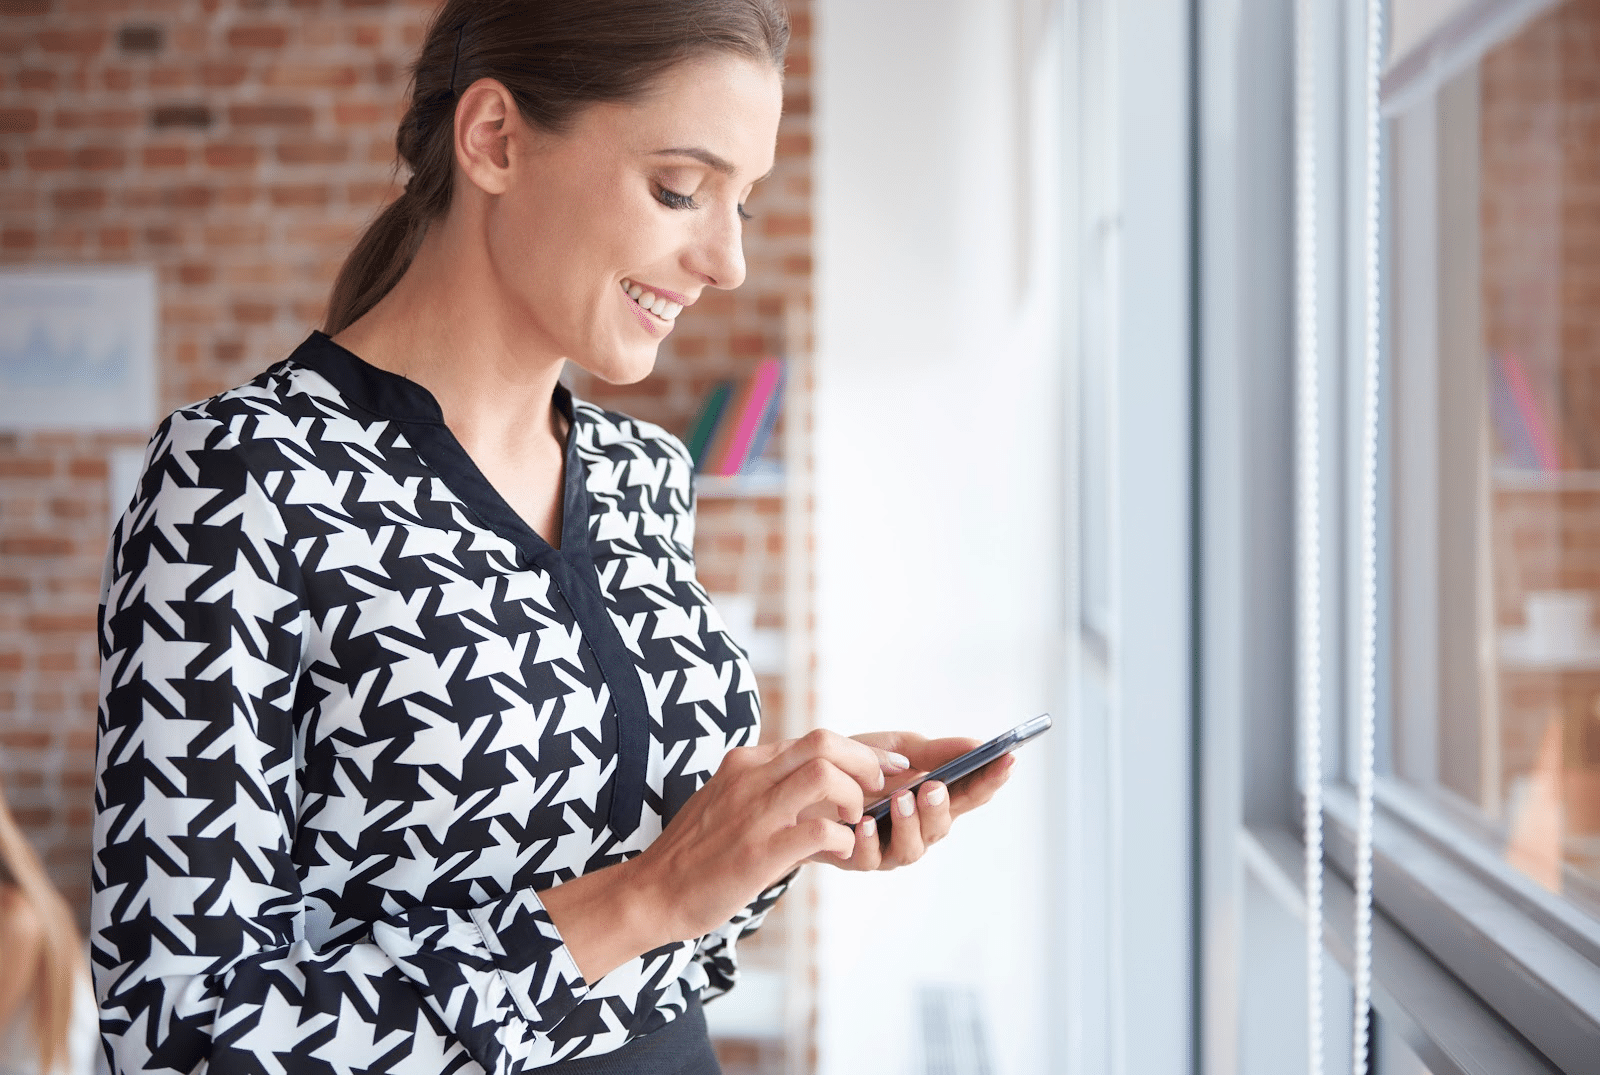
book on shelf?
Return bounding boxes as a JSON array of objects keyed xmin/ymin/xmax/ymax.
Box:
[
  {"xmin": 688, "ymin": 357, "xmax": 786, "ymax": 481},
  {"xmin": 686, "ymin": 381, "xmax": 732, "ymax": 470},
  {"xmin": 1489, "ymin": 352, "xmax": 1561, "ymax": 472}
]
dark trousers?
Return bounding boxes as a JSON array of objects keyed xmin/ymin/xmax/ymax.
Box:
[{"xmin": 543, "ymin": 992, "xmax": 722, "ymax": 1075}]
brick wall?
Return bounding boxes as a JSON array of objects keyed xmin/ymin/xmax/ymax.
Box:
[
  {"xmin": 0, "ymin": 2, "xmax": 813, "ymax": 1065},
  {"xmin": 1481, "ymin": 0, "xmax": 1600, "ymax": 839}
]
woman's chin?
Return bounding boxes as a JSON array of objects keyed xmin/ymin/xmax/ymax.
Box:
[{"xmin": 580, "ymin": 344, "xmax": 661, "ymax": 386}]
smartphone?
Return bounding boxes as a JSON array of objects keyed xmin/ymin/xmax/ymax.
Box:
[{"xmin": 863, "ymin": 713, "xmax": 1052, "ymax": 848}]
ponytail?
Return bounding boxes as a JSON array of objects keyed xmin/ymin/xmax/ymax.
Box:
[{"xmin": 324, "ymin": 191, "xmax": 427, "ymax": 336}]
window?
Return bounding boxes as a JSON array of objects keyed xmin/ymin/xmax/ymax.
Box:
[{"xmin": 1386, "ymin": 0, "xmax": 1600, "ymax": 923}]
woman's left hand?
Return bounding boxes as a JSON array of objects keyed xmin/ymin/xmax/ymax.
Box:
[{"xmin": 813, "ymin": 731, "xmax": 1017, "ymax": 871}]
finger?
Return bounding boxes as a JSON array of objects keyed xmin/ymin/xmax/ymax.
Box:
[
  {"xmin": 883, "ymin": 789, "xmax": 925, "ymax": 866},
  {"xmin": 917, "ymin": 780, "xmax": 953, "ymax": 844},
  {"xmin": 903, "ymin": 735, "xmax": 982, "ymax": 773},
  {"xmin": 777, "ymin": 816, "xmax": 855, "ymax": 865},
  {"xmin": 949, "ymin": 753, "xmax": 1016, "ymax": 818},
  {"xmin": 770, "ymin": 756, "xmax": 867, "ymax": 825},
  {"xmin": 850, "ymin": 730, "xmax": 929, "ymax": 761},
  {"xmin": 850, "ymin": 814, "xmax": 883, "ymax": 870},
  {"xmin": 869, "ymin": 746, "xmax": 913, "ymax": 774},
  {"xmin": 768, "ymin": 728, "xmax": 887, "ymax": 794}
]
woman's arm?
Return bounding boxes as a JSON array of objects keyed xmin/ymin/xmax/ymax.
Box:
[
  {"xmin": 0, "ymin": 886, "xmax": 44, "ymax": 1030},
  {"xmin": 93, "ymin": 412, "xmax": 594, "ymax": 1073}
]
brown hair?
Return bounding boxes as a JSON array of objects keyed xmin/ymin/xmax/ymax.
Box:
[
  {"xmin": 0, "ymin": 774, "xmax": 87, "ymax": 1074},
  {"xmin": 325, "ymin": 0, "xmax": 790, "ymax": 336}
]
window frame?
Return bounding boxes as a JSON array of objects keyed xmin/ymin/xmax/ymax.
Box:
[{"xmin": 1319, "ymin": 0, "xmax": 1600, "ymax": 1070}]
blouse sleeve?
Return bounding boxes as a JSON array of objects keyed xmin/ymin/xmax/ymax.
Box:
[
  {"xmin": 689, "ymin": 873, "xmax": 794, "ymax": 1002},
  {"xmin": 91, "ymin": 411, "xmax": 590, "ymax": 1075}
]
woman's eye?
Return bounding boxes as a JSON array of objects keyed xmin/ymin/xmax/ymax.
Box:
[
  {"xmin": 737, "ymin": 204, "xmax": 753, "ymax": 222},
  {"xmin": 657, "ymin": 187, "xmax": 698, "ymax": 210}
]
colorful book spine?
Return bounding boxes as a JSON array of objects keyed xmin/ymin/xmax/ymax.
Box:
[
  {"xmin": 743, "ymin": 362, "xmax": 786, "ymax": 467},
  {"xmin": 1489, "ymin": 354, "xmax": 1541, "ymax": 470},
  {"xmin": 1501, "ymin": 352, "xmax": 1561, "ymax": 471},
  {"xmin": 686, "ymin": 381, "xmax": 732, "ymax": 471},
  {"xmin": 714, "ymin": 357, "xmax": 783, "ymax": 477}
]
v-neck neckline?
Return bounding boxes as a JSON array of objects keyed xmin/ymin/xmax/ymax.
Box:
[{"xmin": 292, "ymin": 331, "xmax": 590, "ymax": 569}]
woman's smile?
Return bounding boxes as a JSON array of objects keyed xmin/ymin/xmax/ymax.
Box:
[{"xmin": 620, "ymin": 278, "xmax": 688, "ymax": 337}]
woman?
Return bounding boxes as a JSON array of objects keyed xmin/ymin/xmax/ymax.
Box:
[
  {"xmin": 0, "ymin": 776, "xmax": 96, "ymax": 1075},
  {"xmin": 90, "ymin": 1, "xmax": 1015, "ymax": 1071}
]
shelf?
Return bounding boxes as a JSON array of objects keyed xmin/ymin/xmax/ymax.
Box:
[
  {"xmin": 1492, "ymin": 468, "xmax": 1600, "ymax": 492},
  {"xmin": 695, "ymin": 471, "xmax": 786, "ymax": 499}
]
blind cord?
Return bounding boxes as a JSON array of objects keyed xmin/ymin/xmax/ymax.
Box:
[
  {"xmin": 1353, "ymin": 0, "xmax": 1385, "ymax": 1068},
  {"xmin": 1294, "ymin": 0, "xmax": 1326, "ymax": 1071}
]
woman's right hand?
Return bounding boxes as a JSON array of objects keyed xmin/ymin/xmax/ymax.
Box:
[
  {"xmin": 632, "ymin": 728, "xmax": 901, "ymax": 942},
  {"xmin": 541, "ymin": 728, "xmax": 903, "ymax": 982}
]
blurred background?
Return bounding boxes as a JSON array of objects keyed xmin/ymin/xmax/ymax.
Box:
[{"xmin": 2, "ymin": 0, "xmax": 1598, "ymax": 1073}]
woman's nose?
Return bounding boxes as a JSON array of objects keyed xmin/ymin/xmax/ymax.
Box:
[{"xmin": 688, "ymin": 207, "xmax": 747, "ymax": 290}]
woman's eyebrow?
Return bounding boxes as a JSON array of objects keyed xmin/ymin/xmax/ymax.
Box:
[{"xmin": 651, "ymin": 146, "xmax": 774, "ymax": 183}]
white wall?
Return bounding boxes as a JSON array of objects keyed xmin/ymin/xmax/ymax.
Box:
[{"xmin": 812, "ymin": 2, "xmax": 1063, "ymax": 1074}]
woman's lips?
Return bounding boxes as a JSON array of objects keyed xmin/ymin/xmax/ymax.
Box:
[
  {"xmin": 620, "ymin": 279, "xmax": 686, "ymax": 320},
  {"xmin": 623, "ymin": 286, "xmax": 659, "ymax": 336}
]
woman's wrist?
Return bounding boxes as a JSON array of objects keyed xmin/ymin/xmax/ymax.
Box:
[{"xmin": 538, "ymin": 853, "xmax": 681, "ymax": 983}]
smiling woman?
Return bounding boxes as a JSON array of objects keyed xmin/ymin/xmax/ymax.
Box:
[{"xmin": 87, "ymin": 2, "xmax": 1019, "ymax": 1074}]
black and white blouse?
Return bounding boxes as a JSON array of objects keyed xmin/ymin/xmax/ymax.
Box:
[{"xmin": 90, "ymin": 332, "xmax": 784, "ymax": 1073}]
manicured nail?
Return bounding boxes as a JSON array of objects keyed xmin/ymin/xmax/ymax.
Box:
[
  {"xmin": 925, "ymin": 783, "xmax": 947, "ymax": 807},
  {"xmin": 883, "ymin": 752, "xmax": 911, "ymax": 771},
  {"xmin": 860, "ymin": 816, "xmax": 876, "ymax": 838},
  {"xmin": 896, "ymin": 792, "xmax": 916, "ymax": 818}
]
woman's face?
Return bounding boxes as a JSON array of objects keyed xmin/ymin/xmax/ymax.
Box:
[{"xmin": 480, "ymin": 54, "xmax": 783, "ymax": 384}]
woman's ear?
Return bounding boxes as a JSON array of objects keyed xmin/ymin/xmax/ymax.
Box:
[{"xmin": 453, "ymin": 77, "xmax": 519, "ymax": 196}]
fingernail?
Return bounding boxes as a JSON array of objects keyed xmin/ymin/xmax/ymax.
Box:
[
  {"xmin": 896, "ymin": 792, "xmax": 915, "ymax": 818},
  {"xmin": 925, "ymin": 783, "xmax": 947, "ymax": 807},
  {"xmin": 883, "ymin": 752, "xmax": 911, "ymax": 771},
  {"xmin": 861, "ymin": 816, "xmax": 876, "ymax": 838}
]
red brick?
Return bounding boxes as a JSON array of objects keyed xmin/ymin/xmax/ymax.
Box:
[
  {"xmin": 265, "ymin": 64, "xmax": 358, "ymax": 90},
  {"xmin": 0, "ymin": 456, "xmax": 53, "ymax": 477},
  {"xmin": 38, "ymin": 650, "xmax": 78, "ymax": 673},
  {"xmin": 38, "ymin": 29, "xmax": 107, "ymax": 55},
  {"xmin": 277, "ymin": 141, "xmax": 349, "ymax": 165},
  {"xmin": 204, "ymin": 143, "xmax": 258, "ymax": 168},
  {"xmin": 164, "ymin": 184, "xmax": 212, "ymax": 209},
  {"xmin": 230, "ymin": 103, "xmax": 314, "ymax": 127},
  {"xmin": 53, "ymin": 187, "xmax": 107, "ymax": 212},
  {"xmin": 1, "ymin": 228, "xmax": 37, "ymax": 251},
  {"xmin": 0, "ymin": 728, "xmax": 51, "ymax": 750},
  {"xmin": 232, "ymin": 301, "xmax": 275, "ymax": 324},
  {"xmin": 17, "ymin": 68, "xmax": 56, "ymax": 90},
  {"xmin": 0, "ymin": 107, "xmax": 39, "ymax": 133},
  {"xmin": 0, "ymin": 536, "xmax": 72, "ymax": 556},
  {"xmin": 58, "ymin": 107, "xmax": 140, "ymax": 130},
  {"xmin": 227, "ymin": 24, "xmax": 287, "ymax": 48},
  {"xmin": 24, "ymin": 146, "xmax": 70, "ymax": 170},
  {"xmin": 201, "ymin": 62, "xmax": 248, "ymax": 89},
  {"xmin": 333, "ymin": 101, "xmax": 384, "ymax": 126},
  {"xmin": 176, "ymin": 262, "xmax": 214, "ymax": 285},
  {"xmin": 269, "ymin": 183, "xmax": 329, "ymax": 207},
  {"xmin": 67, "ymin": 456, "xmax": 108, "ymax": 479},
  {"xmin": 142, "ymin": 144, "xmax": 187, "ymax": 167},
  {"xmin": 74, "ymin": 145, "xmax": 127, "ymax": 170}
]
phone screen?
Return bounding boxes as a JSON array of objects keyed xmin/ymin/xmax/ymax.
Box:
[{"xmin": 862, "ymin": 713, "xmax": 1052, "ymax": 846}]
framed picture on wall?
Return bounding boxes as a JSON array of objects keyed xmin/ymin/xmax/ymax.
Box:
[{"xmin": 0, "ymin": 265, "xmax": 157, "ymax": 432}]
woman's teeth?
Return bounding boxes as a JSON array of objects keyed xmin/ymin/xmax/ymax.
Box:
[{"xmin": 622, "ymin": 280, "xmax": 683, "ymax": 321}]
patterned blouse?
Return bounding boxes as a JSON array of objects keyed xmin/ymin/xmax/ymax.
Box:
[{"xmin": 90, "ymin": 332, "xmax": 784, "ymax": 1073}]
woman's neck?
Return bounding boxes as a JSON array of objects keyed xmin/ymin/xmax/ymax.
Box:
[{"xmin": 331, "ymin": 218, "xmax": 569, "ymax": 457}]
